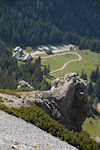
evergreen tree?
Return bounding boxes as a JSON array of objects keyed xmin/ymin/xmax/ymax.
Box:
[
  {"xmin": 88, "ymin": 82, "xmax": 93, "ymax": 96},
  {"xmin": 43, "ymin": 66, "xmax": 47, "ymax": 75},
  {"xmin": 47, "ymin": 64, "xmax": 50, "ymax": 74},
  {"xmin": 90, "ymin": 70, "xmax": 96, "ymax": 82},
  {"xmin": 0, "ymin": 0, "xmax": 100, "ymax": 47},
  {"xmin": 81, "ymin": 69, "xmax": 87, "ymax": 80},
  {"xmin": 95, "ymin": 78, "xmax": 100, "ymax": 98}
]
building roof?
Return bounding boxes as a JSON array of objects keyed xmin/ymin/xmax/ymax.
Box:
[{"xmin": 14, "ymin": 46, "xmax": 21, "ymax": 52}]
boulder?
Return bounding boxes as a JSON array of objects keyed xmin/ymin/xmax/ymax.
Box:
[{"xmin": 17, "ymin": 80, "xmax": 34, "ymax": 91}]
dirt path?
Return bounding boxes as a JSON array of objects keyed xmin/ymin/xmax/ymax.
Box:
[{"xmin": 50, "ymin": 52, "xmax": 82, "ymax": 74}]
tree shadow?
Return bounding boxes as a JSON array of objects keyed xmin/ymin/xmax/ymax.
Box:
[
  {"xmin": 46, "ymin": 74, "xmax": 56, "ymax": 80},
  {"xmin": 92, "ymin": 107, "xmax": 100, "ymax": 118}
]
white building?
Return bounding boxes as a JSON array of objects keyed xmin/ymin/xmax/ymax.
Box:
[
  {"xmin": 13, "ymin": 46, "xmax": 33, "ymax": 62},
  {"xmin": 14, "ymin": 46, "xmax": 22, "ymax": 53}
]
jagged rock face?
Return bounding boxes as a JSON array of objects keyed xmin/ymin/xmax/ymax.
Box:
[
  {"xmin": 17, "ymin": 80, "xmax": 34, "ymax": 91},
  {"xmin": 41, "ymin": 73, "xmax": 91, "ymax": 132},
  {"xmin": 0, "ymin": 73, "xmax": 91, "ymax": 132}
]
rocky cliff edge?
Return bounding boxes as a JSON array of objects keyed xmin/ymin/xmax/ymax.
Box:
[{"xmin": 0, "ymin": 73, "xmax": 92, "ymax": 132}]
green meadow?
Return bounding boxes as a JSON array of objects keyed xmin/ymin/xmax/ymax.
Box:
[
  {"xmin": 42, "ymin": 53, "xmax": 79, "ymax": 72},
  {"xmin": 25, "ymin": 46, "xmax": 34, "ymax": 53},
  {"xmin": 82, "ymin": 115, "xmax": 100, "ymax": 137},
  {"xmin": 44, "ymin": 50, "xmax": 100, "ymax": 83}
]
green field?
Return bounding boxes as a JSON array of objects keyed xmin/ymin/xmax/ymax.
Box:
[
  {"xmin": 42, "ymin": 53, "xmax": 79, "ymax": 72},
  {"xmin": 44, "ymin": 50, "xmax": 100, "ymax": 83},
  {"xmin": 82, "ymin": 116, "xmax": 100, "ymax": 137}
]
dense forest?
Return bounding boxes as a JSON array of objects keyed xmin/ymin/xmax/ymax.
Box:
[{"xmin": 0, "ymin": 0, "xmax": 100, "ymax": 52}]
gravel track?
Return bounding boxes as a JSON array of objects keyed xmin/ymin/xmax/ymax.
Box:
[
  {"xmin": 0, "ymin": 110, "xmax": 77, "ymax": 150},
  {"xmin": 50, "ymin": 52, "xmax": 82, "ymax": 74}
]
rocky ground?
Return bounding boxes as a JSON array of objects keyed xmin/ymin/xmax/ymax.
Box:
[{"xmin": 0, "ymin": 110, "xmax": 77, "ymax": 150}]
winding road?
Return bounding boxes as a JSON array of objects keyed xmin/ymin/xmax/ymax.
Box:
[{"xmin": 50, "ymin": 52, "xmax": 82, "ymax": 74}]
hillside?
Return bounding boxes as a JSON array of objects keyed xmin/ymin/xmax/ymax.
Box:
[
  {"xmin": 0, "ymin": 0, "xmax": 100, "ymax": 149},
  {"xmin": 44, "ymin": 50, "xmax": 100, "ymax": 83},
  {"xmin": 0, "ymin": 0, "xmax": 100, "ymax": 51},
  {"xmin": 0, "ymin": 110, "xmax": 77, "ymax": 150},
  {"xmin": 0, "ymin": 89, "xmax": 100, "ymax": 150}
]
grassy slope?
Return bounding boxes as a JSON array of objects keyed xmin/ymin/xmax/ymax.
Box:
[
  {"xmin": 25, "ymin": 46, "xmax": 34, "ymax": 53},
  {"xmin": 41, "ymin": 53, "xmax": 78, "ymax": 71},
  {"xmin": 82, "ymin": 116, "xmax": 100, "ymax": 137},
  {"xmin": 3, "ymin": 49, "xmax": 100, "ymax": 138},
  {"xmin": 46, "ymin": 50, "xmax": 100, "ymax": 83},
  {"xmin": 0, "ymin": 89, "xmax": 21, "ymax": 98}
]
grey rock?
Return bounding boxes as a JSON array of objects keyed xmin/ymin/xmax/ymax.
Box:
[
  {"xmin": 52, "ymin": 78, "xmax": 60, "ymax": 88},
  {"xmin": 41, "ymin": 73, "xmax": 91, "ymax": 132},
  {"xmin": 0, "ymin": 73, "xmax": 91, "ymax": 132},
  {"xmin": 17, "ymin": 80, "xmax": 34, "ymax": 90}
]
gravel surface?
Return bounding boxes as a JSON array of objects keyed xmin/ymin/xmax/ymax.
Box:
[{"xmin": 0, "ymin": 110, "xmax": 77, "ymax": 150}]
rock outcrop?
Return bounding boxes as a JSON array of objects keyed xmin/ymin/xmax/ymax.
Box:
[
  {"xmin": 17, "ymin": 80, "xmax": 34, "ymax": 91},
  {"xmin": 0, "ymin": 73, "xmax": 91, "ymax": 132},
  {"xmin": 24, "ymin": 73, "xmax": 92, "ymax": 132}
]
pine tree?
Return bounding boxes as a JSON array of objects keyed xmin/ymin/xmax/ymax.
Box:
[
  {"xmin": 88, "ymin": 82, "xmax": 93, "ymax": 96},
  {"xmin": 95, "ymin": 78, "xmax": 100, "ymax": 98}
]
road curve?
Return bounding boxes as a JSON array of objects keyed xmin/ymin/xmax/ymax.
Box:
[{"xmin": 50, "ymin": 52, "xmax": 82, "ymax": 74}]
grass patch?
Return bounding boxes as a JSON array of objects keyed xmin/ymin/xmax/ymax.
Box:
[
  {"xmin": 25, "ymin": 46, "xmax": 34, "ymax": 53},
  {"xmin": 0, "ymin": 97, "xmax": 3, "ymax": 102},
  {"xmin": 0, "ymin": 89, "xmax": 21, "ymax": 98},
  {"xmin": 49, "ymin": 50, "xmax": 100, "ymax": 83},
  {"xmin": 41, "ymin": 53, "xmax": 78, "ymax": 72},
  {"xmin": 82, "ymin": 115, "xmax": 100, "ymax": 137},
  {"xmin": 14, "ymin": 88, "xmax": 31, "ymax": 92}
]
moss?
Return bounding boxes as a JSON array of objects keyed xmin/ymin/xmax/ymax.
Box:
[
  {"xmin": 0, "ymin": 89, "xmax": 21, "ymax": 98},
  {"xmin": 0, "ymin": 97, "xmax": 3, "ymax": 102},
  {"xmin": 14, "ymin": 88, "xmax": 31, "ymax": 92}
]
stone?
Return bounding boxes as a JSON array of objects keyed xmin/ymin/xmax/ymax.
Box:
[
  {"xmin": 40, "ymin": 73, "xmax": 91, "ymax": 132},
  {"xmin": 11, "ymin": 145, "xmax": 18, "ymax": 149},
  {"xmin": 17, "ymin": 80, "xmax": 34, "ymax": 91}
]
